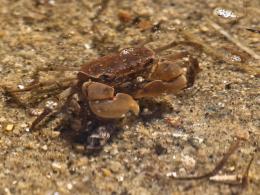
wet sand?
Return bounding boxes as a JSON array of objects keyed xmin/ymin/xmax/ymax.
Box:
[{"xmin": 0, "ymin": 0, "xmax": 259, "ymax": 194}]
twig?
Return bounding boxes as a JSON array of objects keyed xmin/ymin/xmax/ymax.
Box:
[
  {"xmin": 91, "ymin": 0, "xmax": 111, "ymax": 22},
  {"xmin": 207, "ymin": 19, "xmax": 260, "ymax": 60},
  {"xmin": 246, "ymin": 28, "xmax": 260, "ymax": 34},
  {"xmin": 171, "ymin": 139, "xmax": 241, "ymax": 180},
  {"xmin": 208, "ymin": 154, "xmax": 254, "ymax": 187},
  {"xmin": 241, "ymin": 155, "xmax": 254, "ymax": 188},
  {"xmin": 180, "ymin": 30, "xmax": 260, "ymax": 76}
]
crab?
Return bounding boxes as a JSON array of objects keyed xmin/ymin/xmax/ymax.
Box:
[{"xmin": 3, "ymin": 41, "xmax": 200, "ymax": 150}]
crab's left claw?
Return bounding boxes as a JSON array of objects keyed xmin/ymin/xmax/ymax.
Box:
[
  {"xmin": 89, "ymin": 93, "xmax": 139, "ymax": 118},
  {"xmin": 83, "ymin": 82, "xmax": 139, "ymax": 118}
]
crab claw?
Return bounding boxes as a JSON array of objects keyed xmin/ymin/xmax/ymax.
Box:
[
  {"xmin": 134, "ymin": 75, "xmax": 187, "ymax": 98},
  {"xmin": 83, "ymin": 82, "xmax": 114, "ymax": 100},
  {"xmin": 89, "ymin": 93, "xmax": 139, "ymax": 118},
  {"xmin": 150, "ymin": 61, "xmax": 184, "ymax": 81}
]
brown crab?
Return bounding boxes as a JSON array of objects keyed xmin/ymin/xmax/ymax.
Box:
[
  {"xmin": 77, "ymin": 44, "xmax": 200, "ymax": 119},
  {"xmin": 4, "ymin": 41, "xmax": 200, "ymax": 150}
]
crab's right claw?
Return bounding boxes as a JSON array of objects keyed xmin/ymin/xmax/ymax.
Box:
[{"xmin": 134, "ymin": 75, "xmax": 187, "ymax": 98}]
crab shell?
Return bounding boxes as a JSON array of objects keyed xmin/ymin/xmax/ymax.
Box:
[{"xmin": 77, "ymin": 47, "xmax": 199, "ymax": 119}]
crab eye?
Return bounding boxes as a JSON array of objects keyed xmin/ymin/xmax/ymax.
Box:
[
  {"xmin": 143, "ymin": 58, "xmax": 154, "ymax": 67},
  {"xmin": 99, "ymin": 74, "xmax": 112, "ymax": 82}
]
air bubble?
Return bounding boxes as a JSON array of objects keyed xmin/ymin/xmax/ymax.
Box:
[
  {"xmin": 45, "ymin": 100, "xmax": 58, "ymax": 109},
  {"xmin": 166, "ymin": 172, "xmax": 177, "ymax": 177},
  {"xmin": 214, "ymin": 8, "xmax": 237, "ymax": 19},
  {"xmin": 84, "ymin": 43, "xmax": 91, "ymax": 49},
  {"xmin": 230, "ymin": 55, "xmax": 242, "ymax": 62},
  {"xmin": 17, "ymin": 84, "xmax": 25, "ymax": 90},
  {"xmin": 136, "ymin": 76, "xmax": 144, "ymax": 82},
  {"xmin": 120, "ymin": 48, "xmax": 134, "ymax": 56}
]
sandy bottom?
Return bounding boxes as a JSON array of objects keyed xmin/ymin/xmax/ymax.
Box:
[{"xmin": 0, "ymin": 0, "xmax": 259, "ymax": 194}]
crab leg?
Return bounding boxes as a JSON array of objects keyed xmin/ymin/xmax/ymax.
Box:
[
  {"xmin": 6, "ymin": 77, "xmax": 76, "ymax": 93},
  {"xmin": 134, "ymin": 49, "xmax": 201, "ymax": 99},
  {"xmin": 29, "ymin": 87, "xmax": 75, "ymax": 130},
  {"xmin": 154, "ymin": 41, "xmax": 203, "ymax": 54},
  {"xmin": 85, "ymin": 125, "xmax": 115, "ymax": 151}
]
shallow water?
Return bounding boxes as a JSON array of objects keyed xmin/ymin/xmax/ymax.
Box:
[{"xmin": 0, "ymin": 0, "xmax": 259, "ymax": 194}]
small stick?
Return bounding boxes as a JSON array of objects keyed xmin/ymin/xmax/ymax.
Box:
[
  {"xmin": 209, "ymin": 155, "xmax": 254, "ymax": 186},
  {"xmin": 2, "ymin": 87, "xmax": 27, "ymax": 108},
  {"xmin": 91, "ymin": 0, "xmax": 111, "ymax": 22},
  {"xmin": 181, "ymin": 30, "xmax": 260, "ymax": 76},
  {"xmin": 241, "ymin": 155, "xmax": 254, "ymax": 188},
  {"xmin": 207, "ymin": 19, "xmax": 260, "ymax": 60},
  {"xmin": 246, "ymin": 28, "xmax": 260, "ymax": 34},
  {"xmin": 171, "ymin": 139, "xmax": 241, "ymax": 180},
  {"xmin": 5, "ymin": 77, "xmax": 76, "ymax": 93},
  {"xmin": 154, "ymin": 41, "xmax": 203, "ymax": 54}
]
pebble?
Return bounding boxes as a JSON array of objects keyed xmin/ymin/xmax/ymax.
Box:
[
  {"xmin": 51, "ymin": 162, "xmax": 62, "ymax": 170},
  {"xmin": 181, "ymin": 154, "xmax": 196, "ymax": 170},
  {"xmin": 84, "ymin": 43, "xmax": 91, "ymax": 49},
  {"xmin": 0, "ymin": 117, "xmax": 6, "ymax": 122},
  {"xmin": 116, "ymin": 175, "xmax": 124, "ymax": 182},
  {"xmin": 17, "ymin": 84, "xmax": 25, "ymax": 90},
  {"xmin": 109, "ymin": 161, "xmax": 123, "ymax": 173},
  {"xmin": 76, "ymin": 157, "xmax": 88, "ymax": 166},
  {"xmin": 235, "ymin": 128, "xmax": 249, "ymax": 141},
  {"xmin": 20, "ymin": 123, "xmax": 28, "ymax": 128},
  {"xmin": 66, "ymin": 183, "xmax": 73, "ymax": 190},
  {"xmin": 141, "ymin": 108, "xmax": 152, "ymax": 115},
  {"xmin": 136, "ymin": 76, "xmax": 144, "ymax": 83},
  {"xmin": 4, "ymin": 188, "xmax": 11, "ymax": 195},
  {"xmin": 51, "ymin": 131, "xmax": 61, "ymax": 138},
  {"xmin": 41, "ymin": 145, "xmax": 48, "ymax": 151},
  {"xmin": 102, "ymin": 168, "xmax": 112, "ymax": 177},
  {"xmin": 118, "ymin": 10, "xmax": 132, "ymax": 23},
  {"xmin": 5, "ymin": 124, "xmax": 14, "ymax": 131},
  {"xmin": 166, "ymin": 171, "xmax": 177, "ymax": 177}
]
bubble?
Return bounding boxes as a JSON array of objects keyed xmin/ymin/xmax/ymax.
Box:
[
  {"xmin": 17, "ymin": 84, "xmax": 25, "ymax": 90},
  {"xmin": 136, "ymin": 76, "xmax": 144, "ymax": 82},
  {"xmin": 84, "ymin": 43, "xmax": 91, "ymax": 49},
  {"xmin": 120, "ymin": 48, "xmax": 134, "ymax": 56},
  {"xmin": 67, "ymin": 183, "xmax": 73, "ymax": 190},
  {"xmin": 230, "ymin": 55, "xmax": 242, "ymax": 62},
  {"xmin": 214, "ymin": 8, "xmax": 237, "ymax": 19},
  {"xmin": 48, "ymin": 0, "xmax": 55, "ymax": 5},
  {"xmin": 45, "ymin": 100, "xmax": 58, "ymax": 109},
  {"xmin": 166, "ymin": 172, "xmax": 177, "ymax": 177}
]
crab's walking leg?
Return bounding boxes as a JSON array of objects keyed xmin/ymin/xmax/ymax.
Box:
[
  {"xmin": 29, "ymin": 87, "xmax": 75, "ymax": 130},
  {"xmin": 134, "ymin": 50, "xmax": 200, "ymax": 98},
  {"xmin": 154, "ymin": 41, "xmax": 203, "ymax": 54},
  {"xmin": 134, "ymin": 60, "xmax": 187, "ymax": 98},
  {"xmin": 6, "ymin": 77, "xmax": 76, "ymax": 93},
  {"xmin": 82, "ymin": 82, "xmax": 139, "ymax": 118},
  {"xmin": 30, "ymin": 107, "xmax": 52, "ymax": 130},
  {"xmin": 85, "ymin": 125, "xmax": 116, "ymax": 151}
]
